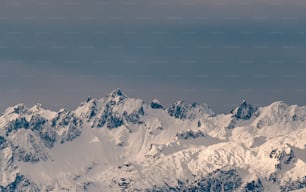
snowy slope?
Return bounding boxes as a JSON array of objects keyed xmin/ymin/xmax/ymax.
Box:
[{"xmin": 0, "ymin": 89, "xmax": 306, "ymax": 192}]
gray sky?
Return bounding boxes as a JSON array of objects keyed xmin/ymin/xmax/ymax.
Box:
[{"xmin": 1, "ymin": 0, "xmax": 306, "ymax": 113}]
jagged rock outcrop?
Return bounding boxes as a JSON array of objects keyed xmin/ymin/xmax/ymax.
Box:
[{"xmin": 167, "ymin": 101, "xmax": 214, "ymax": 120}]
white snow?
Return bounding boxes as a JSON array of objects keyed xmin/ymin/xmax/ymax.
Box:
[{"xmin": 0, "ymin": 93, "xmax": 306, "ymax": 191}]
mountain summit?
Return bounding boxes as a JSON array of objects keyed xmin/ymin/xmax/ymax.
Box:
[
  {"xmin": 231, "ymin": 100, "xmax": 256, "ymax": 120},
  {"xmin": 107, "ymin": 88, "xmax": 127, "ymax": 99},
  {"xmin": 0, "ymin": 92, "xmax": 306, "ymax": 191}
]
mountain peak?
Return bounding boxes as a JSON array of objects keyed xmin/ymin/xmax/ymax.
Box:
[
  {"xmin": 4, "ymin": 103, "xmax": 27, "ymax": 115},
  {"xmin": 30, "ymin": 103, "xmax": 43, "ymax": 112},
  {"xmin": 269, "ymin": 101, "xmax": 288, "ymax": 108},
  {"xmin": 231, "ymin": 100, "xmax": 255, "ymax": 120},
  {"xmin": 175, "ymin": 100, "xmax": 185, "ymax": 105},
  {"xmin": 107, "ymin": 88, "xmax": 127, "ymax": 99},
  {"xmin": 151, "ymin": 99, "xmax": 163, "ymax": 109},
  {"xmin": 167, "ymin": 100, "xmax": 214, "ymax": 120},
  {"xmin": 86, "ymin": 96, "xmax": 94, "ymax": 103}
]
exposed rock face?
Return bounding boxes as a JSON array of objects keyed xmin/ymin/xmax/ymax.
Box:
[
  {"xmin": 145, "ymin": 169, "xmax": 242, "ymax": 192},
  {"xmin": 151, "ymin": 99, "xmax": 163, "ymax": 109},
  {"xmin": 167, "ymin": 101, "xmax": 214, "ymax": 120},
  {"xmin": 227, "ymin": 100, "xmax": 256, "ymax": 129},
  {"xmin": 0, "ymin": 174, "xmax": 39, "ymax": 192},
  {"xmin": 281, "ymin": 176, "xmax": 306, "ymax": 192},
  {"xmin": 231, "ymin": 100, "xmax": 255, "ymax": 120},
  {"xmin": 269, "ymin": 144, "xmax": 295, "ymax": 170},
  {"xmin": 175, "ymin": 130, "xmax": 205, "ymax": 140},
  {"xmin": 244, "ymin": 179, "xmax": 264, "ymax": 192},
  {"xmin": 5, "ymin": 117, "xmax": 29, "ymax": 136}
]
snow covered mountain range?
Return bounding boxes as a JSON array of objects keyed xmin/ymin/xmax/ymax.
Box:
[{"xmin": 1, "ymin": 89, "xmax": 306, "ymax": 192}]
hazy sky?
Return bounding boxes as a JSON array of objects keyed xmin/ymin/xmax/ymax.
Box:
[{"xmin": 1, "ymin": 0, "xmax": 306, "ymax": 113}]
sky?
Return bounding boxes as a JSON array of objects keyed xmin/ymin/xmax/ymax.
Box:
[{"xmin": 1, "ymin": 0, "xmax": 306, "ymax": 113}]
